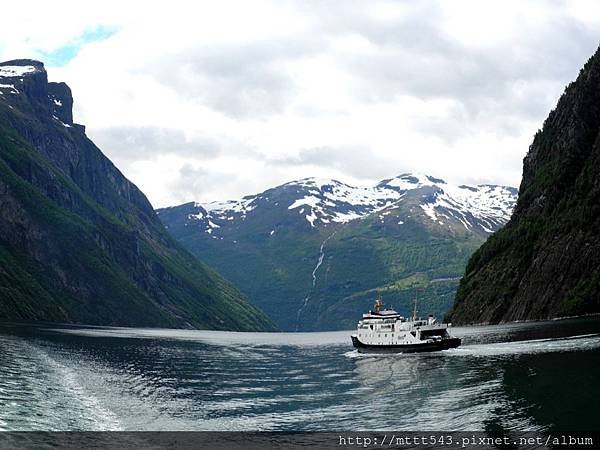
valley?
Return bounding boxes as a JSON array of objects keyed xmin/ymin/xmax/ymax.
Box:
[{"xmin": 158, "ymin": 175, "xmax": 517, "ymax": 330}]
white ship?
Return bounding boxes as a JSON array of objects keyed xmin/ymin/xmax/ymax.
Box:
[{"xmin": 351, "ymin": 296, "xmax": 461, "ymax": 353}]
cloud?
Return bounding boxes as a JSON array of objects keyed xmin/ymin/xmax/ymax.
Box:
[
  {"xmin": 3, "ymin": 0, "xmax": 600, "ymax": 207},
  {"xmin": 167, "ymin": 164, "xmax": 214, "ymax": 204},
  {"xmin": 146, "ymin": 39, "xmax": 320, "ymax": 118},
  {"xmin": 91, "ymin": 126, "xmax": 221, "ymax": 162},
  {"xmin": 271, "ymin": 145, "xmax": 396, "ymax": 180}
]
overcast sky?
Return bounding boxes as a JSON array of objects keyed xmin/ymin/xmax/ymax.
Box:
[{"xmin": 1, "ymin": 0, "xmax": 599, "ymax": 207}]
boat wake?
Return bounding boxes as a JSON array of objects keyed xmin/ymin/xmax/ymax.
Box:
[
  {"xmin": 450, "ymin": 333, "xmax": 600, "ymax": 357},
  {"xmin": 2, "ymin": 318, "xmax": 599, "ymax": 432},
  {"xmin": 0, "ymin": 334, "xmax": 121, "ymax": 431}
]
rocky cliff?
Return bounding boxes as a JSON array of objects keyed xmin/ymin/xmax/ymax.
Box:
[
  {"xmin": 449, "ymin": 47, "xmax": 600, "ymax": 324},
  {"xmin": 0, "ymin": 59, "xmax": 276, "ymax": 331}
]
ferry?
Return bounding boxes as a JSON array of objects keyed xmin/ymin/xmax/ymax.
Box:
[{"xmin": 350, "ymin": 296, "xmax": 461, "ymax": 353}]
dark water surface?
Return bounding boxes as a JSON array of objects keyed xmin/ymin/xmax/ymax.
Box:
[{"xmin": 1, "ymin": 317, "xmax": 599, "ymax": 432}]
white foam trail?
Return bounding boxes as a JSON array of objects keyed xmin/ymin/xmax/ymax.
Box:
[{"xmin": 448, "ymin": 333, "xmax": 600, "ymax": 357}]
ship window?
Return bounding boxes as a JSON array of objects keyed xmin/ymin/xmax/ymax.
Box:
[{"xmin": 410, "ymin": 331, "xmax": 416, "ymax": 337}]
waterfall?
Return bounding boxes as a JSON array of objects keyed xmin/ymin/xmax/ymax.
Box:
[{"xmin": 295, "ymin": 231, "xmax": 336, "ymax": 331}]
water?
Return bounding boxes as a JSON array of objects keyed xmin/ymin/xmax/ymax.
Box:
[{"xmin": 1, "ymin": 316, "xmax": 599, "ymax": 432}]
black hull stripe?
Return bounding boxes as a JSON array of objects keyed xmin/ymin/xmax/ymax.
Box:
[{"xmin": 351, "ymin": 336, "xmax": 461, "ymax": 353}]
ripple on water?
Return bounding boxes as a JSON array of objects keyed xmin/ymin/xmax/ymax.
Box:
[
  {"xmin": 0, "ymin": 335, "xmax": 121, "ymax": 431},
  {"xmin": 1, "ymin": 318, "xmax": 599, "ymax": 431}
]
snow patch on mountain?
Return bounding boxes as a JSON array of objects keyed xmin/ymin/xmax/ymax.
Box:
[
  {"xmin": 414, "ymin": 183, "xmax": 516, "ymax": 232},
  {"xmin": 202, "ymin": 196, "xmax": 257, "ymax": 216},
  {"xmin": 0, "ymin": 83, "xmax": 18, "ymax": 94},
  {"xmin": 181, "ymin": 173, "xmax": 517, "ymax": 235},
  {"xmin": 382, "ymin": 173, "xmax": 443, "ymax": 190},
  {"xmin": 285, "ymin": 178, "xmax": 403, "ymax": 226},
  {"xmin": 0, "ymin": 65, "xmax": 37, "ymax": 77}
]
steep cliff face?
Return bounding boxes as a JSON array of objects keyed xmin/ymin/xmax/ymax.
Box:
[
  {"xmin": 0, "ymin": 59, "xmax": 276, "ymax": 331},
  {"xmin": 449, "ymin": 47, "xmax": 600, "ymax": 324}
]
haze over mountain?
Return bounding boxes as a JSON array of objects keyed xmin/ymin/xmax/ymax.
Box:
[
  {"xmin": 158, "ymin": 174, "xmax": 517, "ymax": 330},
  {"xmin": 0, "ymin": 59, "xmax": 275, "ymax": 331},
  {"xmin": 450, "ymin": 46, "xmax": 600, "ymax": 325}
]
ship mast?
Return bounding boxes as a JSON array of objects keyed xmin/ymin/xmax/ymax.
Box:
[
  {"xmin": 412, "ymin": 287, "xmax": 418, "ymax": 321},
  {"xmin": 374, "ymin": 291, "xmax": 384, "ymax": 313}
]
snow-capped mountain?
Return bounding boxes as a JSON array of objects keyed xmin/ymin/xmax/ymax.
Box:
[
  {"xmin": 160, "ymin": 174, "xmax": 517, "ymax": 238},
  {"xmin": 157, "ymin": 174, "xmax": 517, "ymax": 331}
]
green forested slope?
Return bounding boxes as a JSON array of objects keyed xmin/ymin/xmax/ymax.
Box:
[
  {"xmin": 0, "ymin": 60, "xmax": 275, "ymax": 331},
  {"xmin": 449, "ymin": 47, "xmax": 600, "ymax": 325}
]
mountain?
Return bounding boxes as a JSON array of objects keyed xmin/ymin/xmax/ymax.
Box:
[
  {"xmin": 0, "ymin": 59, "xmax": 275, "ymax": 331},
  {"xmin": 449, "ymin": 47, "xmax": 600, "ymax": 325},
  {"xmin": 158, "ymin": 174, "xmax": 517, "ymax": 330}
]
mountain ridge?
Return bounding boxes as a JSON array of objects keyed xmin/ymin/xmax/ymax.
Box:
[
  {"xmin": 0, "ymin": 59, "xmax": 276, "ymax": 331},
  {"xmin": 158, "ymin": 174, "xmax": 517, "ymax": 330},
  {"xmin": 166, "ymin": 173, "xmax": 516, "ymax": 236}
]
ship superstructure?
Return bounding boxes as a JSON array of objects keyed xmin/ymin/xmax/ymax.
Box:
[{"xmin": 350, "ymin": 296, "xmax": 461, "ymax": 353}]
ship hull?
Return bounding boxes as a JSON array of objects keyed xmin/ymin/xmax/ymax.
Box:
[{"xmin": 351, "ymin": 335, "xmax": 461, "ymax": 353}]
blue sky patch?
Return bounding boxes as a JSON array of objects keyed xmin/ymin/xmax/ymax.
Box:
[{"xmin": 42, "ymin": 26, "xmax": 117, "ymax": 67}]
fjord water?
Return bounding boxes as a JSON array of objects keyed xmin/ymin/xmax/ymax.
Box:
[{"xmin": 1, "ymin": 317, "xmax": 599, "ymax": 432}]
